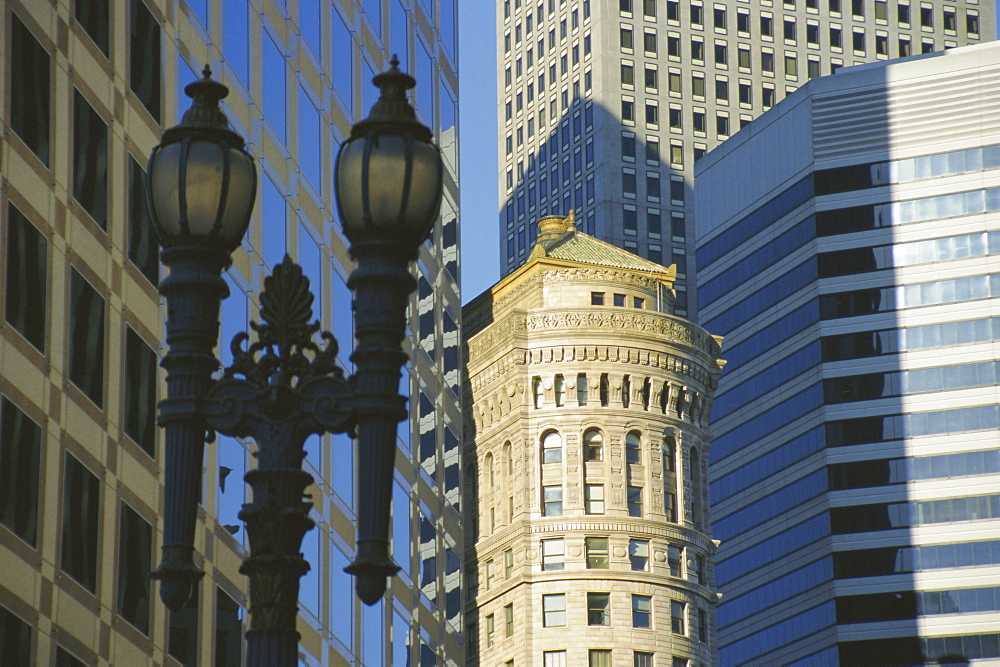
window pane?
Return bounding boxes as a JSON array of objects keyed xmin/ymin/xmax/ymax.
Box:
[
  {"xmin": 542, "ymin": 593, "xmax": 566, "ymax": 626},
  {"xmin": 543, "ymin": 430, "xmax": 563, "ymax": 462},
  {"xmin": 633, "ymin": 594, "xmax": 652, "ymax": 627},
  {"xmin": 0, "ymin": 398, "xmax": 41, "ymax": 546},
  {"xmin": 61, "ymin": 453, "xmax": 101, "ymax": 591},
  {"xmin": 215, "ymin": 587, "xmax": 243, "ymax": 665},
  {"xmin": 73, "ymin": 91, "xmax": 109, "ymax": 229},
  {"xmin": 5, "ymin": 204, "xmax": 47, "ymax": 351},
  {"xmin": 168, "ymin": 584, "xmax": 199, "ymax": 664},
  {"xmin": 69, "ymin": 269, "xmax": 106, "ymax": 407},
  {"xmin": 10, "ymin": 14, "xmax": 51, "ymax": 164},
  {"xmin": 127, "ymin": 157, "xmax": 158, "ymax": 284},
  {"xmin": 117, "ymin": 502, "xmax": 152, "ymax": 634},
  {"xmin": 55, "ymin": 647, "xmax": 88, "ymax": 667},
  {"xmin": 124, "ymin": 327, "xmax": 157, "ymax": 457},
  {"xmin": 586, "ymin": 536, "xmax": 609, "ymax": 568},
  {"xmin": 629, "ymin": 539, "xmax": 649, "ymax": 570},
  {"xmin": 130, "ymin": 0, "xmax": 161, "ymax": 121},
  {"xmin": 0, "ymin": 606, "xmax": 32, "ymax": 663}
]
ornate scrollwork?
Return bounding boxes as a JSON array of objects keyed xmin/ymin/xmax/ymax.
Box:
[{"xmin": 225, "ymin": 255, "xmax": 343, "ymax": 388}]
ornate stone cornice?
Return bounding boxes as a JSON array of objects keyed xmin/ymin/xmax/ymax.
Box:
[
  {"xmin": 525, "ymin": 310, "xmax": 720, "ymax": 358},
  {"xmin": 468, "ymin": 309, "xmax": 721, "ymax": 366},
  {"xmin": 541, "ymin": 267, "xmax": 670, "ymax": 293}
]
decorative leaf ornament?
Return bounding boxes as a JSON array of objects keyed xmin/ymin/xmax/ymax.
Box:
[{"xmin": 226, "ymin": 255, "xmax": 342, "ymax": 387}]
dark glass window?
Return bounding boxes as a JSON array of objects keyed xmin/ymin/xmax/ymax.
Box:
[
  {"xmin": 587, "ymin": 592, "xmax": 611, "ymax": 625},
  {"xmin": 117, "ymin": 502, "xmax": 152, "ymax": 634},
  {"xmin": 0, "ymin": 398, "xmax": 41, "ymax": 546},
  {"xmin": 622, "ymin": 134, "xmax": 636, "ymax": 160},
  {"xmin": 5, "ymin": 204, "xmax": 47, "ymax": 352},
  {"xmin": 633, "ymin": 594, "xmax": 652, "ymax": 628},
  {"xmin": 61, "ymin": 452, "xmax": 101, "ymax": 592},
  {"xmin": 124, "ymin": 327, "xmax": 157, "ymax": 456},
  {"xmin": 818, "ymin": 287, "xmax": 886, "ymax": 319},
  {"xmin": 670, "ymin": 179, "xmax": 684, "ymax": 203},
  {"xmin": 73, "ymin": 90, "xmax": 109, "ymax": 229},
  {"xmin": 837, "ymin": 591, "xmax": 916, "ymax": 623},
  {"xmin": 823, "ymin": 372, "xmax": 885, "ymax": 403},
  {"xmin": 216, "ymin": 587, "xmax": 243, "ymax": 666},
  {"xmin": 10, "ymin": 14, "xmax": 51, "ymax": 165},
  {"xmin": 130, "ymin": 0, "xmax": 161, "ymax": 121},
  {"xmin": 624, "ymin": 208, "xmax": 638, "ymax": 232},
  {"xmin": 55, "ymin": 647, "xmax": 85, "ymax": 667},
  {"xmin": 825, "ymin": 415, "xmax": 886, "ymax": 447},
  {"xmin": 128, "ymin": 157, "xmax": 158, "ymax": 284},
  {"xmin": 76, "ymin": 0, "xmax": 110, "ymax": 53},
  {"xmin": 69, "ymin": 269, "xmax": 106, "ymax": 407},
  {"xmin": 168, "ymin": 585, "xmax": 199, "ymax": 664},
  {"xmin": 815, "ymin": 204, "xmax": 876, "ymax": 236},
  {"xmin": 822, "ymin": 330, "xmax": 888, "ymax": 361},
  {"xmin": 0, "ymin": 606, "xmax": 32, "ymax": 663}
]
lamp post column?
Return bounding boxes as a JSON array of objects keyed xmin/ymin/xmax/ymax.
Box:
[
  {"xmin": 153, "ymin": 247, "xmax": 230, "ymax": 608},
  {"xmin": 343, "ymin": 241, "xmax": 412, "ymax": 603}
]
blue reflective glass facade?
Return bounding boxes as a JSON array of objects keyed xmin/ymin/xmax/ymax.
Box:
[{"xmin": 696, "ymin": 49, "xmax": 1000, "ymax": 666}]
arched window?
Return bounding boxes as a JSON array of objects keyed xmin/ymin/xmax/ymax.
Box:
[
  {"xmin": 554, "ymin": 374, "xmax": 566, "ymax": 407},
  {"xmin": 625, "ymin": 431, "xmax": 641, "ymax": 464},
  {"xmin": 542, "ymin": 430, "xmax": 562, "ymax": 463},
  {"xmin": 583, "ymin": 429, "xmax": 603, "ymax": 461},
  {"xmin": 485, "ymin": 452, "xmax": 495, "ymax": 489},
  {"xmin": 663, "ymin": 436, "xmax": 676, "ymax": 472},
  {"xmin": 533, "ymin": 376, "xmax": 544, "ymax": 408},
  {"xmin": 503, "ymin": 441, "xmax": 513, "ymax": 477}
]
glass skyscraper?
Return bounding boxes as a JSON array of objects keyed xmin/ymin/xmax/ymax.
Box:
[
  {"xmin": 0, "ymin": 0, "xmax": 461, "ymax": 664},
  {"xmin": 495, "ymin": 0, "xmax": 991, "ymax": 319},
  {"xmin": 696, "ymin": 43, "xmax": 1000, "ymax": 665}
]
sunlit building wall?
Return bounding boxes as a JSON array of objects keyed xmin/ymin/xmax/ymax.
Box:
[
  {"xmin": 696, "ymin": 43, "xmax": 1000, "ymax": 665},
  {"xmin": 0, "ymin": 0, "xmax": 461, "ymax": 664},
  {"xmin": 463, "ymin": 214, "xmax": 724, "ymax": 666},
  {"xmin": 495, "ymin": 0, "xmax": 993, "ymax": 318}
]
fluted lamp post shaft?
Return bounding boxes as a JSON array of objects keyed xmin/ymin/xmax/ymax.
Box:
[{"xmin": 146, "ymin": 59, "xmax": 442, "ymax": 666}]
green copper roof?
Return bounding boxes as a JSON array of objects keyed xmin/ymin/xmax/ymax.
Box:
[{"xmin": 538, "ymin": 227, "xmax": 673, "ymax": 275}]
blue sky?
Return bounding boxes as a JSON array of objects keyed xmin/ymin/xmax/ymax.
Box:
[{"xmin": 458, "ymin": 3, "xmax": 500, "ymax": 303}]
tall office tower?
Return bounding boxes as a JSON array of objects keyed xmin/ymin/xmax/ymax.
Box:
[
  {"xmin": 463, "ymin": 213, "xmax": 724, "ymax": 666},
  {"xmin": 0, "ymin": 0, "xmax": 460, "ymax": 664},
  {"xmin": 695, "ymin": 43, "xmax": 1000, "ymax": 666},
  {"xmin": 495, "ymin": 0, "xmax": 993, "ymax": 318}
]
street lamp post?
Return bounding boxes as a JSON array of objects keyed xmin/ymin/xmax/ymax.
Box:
[{"xmin": 147, "ymin": 61, "xmax": 442, "ymax": 666}]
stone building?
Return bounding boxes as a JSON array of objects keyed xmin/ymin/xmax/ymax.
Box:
[{"xmin": 463, "ymin": 213, "xmax": 724, "ymax": 667}]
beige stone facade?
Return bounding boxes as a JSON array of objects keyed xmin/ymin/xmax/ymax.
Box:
[{"xmin": 463, "ymin": 215, "xmax": 724, "ymax": 667}]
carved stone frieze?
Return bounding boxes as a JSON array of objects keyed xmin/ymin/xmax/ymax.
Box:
[
  {"xmin": 541, "ymin": 267, "xmax": 668, "ymax": 292},
  {"xmin": 467, "ymin": 308, "xmax": 722, "ymax": 367}
]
